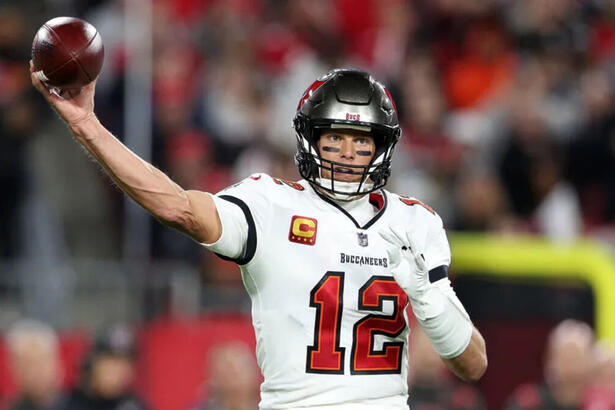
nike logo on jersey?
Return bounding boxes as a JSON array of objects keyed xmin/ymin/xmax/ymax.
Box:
[
  {"xmin": 340, "ymin": 253, "xmax": 388, "ymax": 268},
  {"xmin": 289, "ymin": 216, "xmax": 318, "ymax": 245}
]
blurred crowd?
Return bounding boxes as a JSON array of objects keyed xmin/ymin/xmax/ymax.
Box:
[
  {"xmin": 503, "ymin": 320, "xmax": 615, "ymax": 410},
  {"xmin": 4, "ymin": 320, "xmax": 147, "ymax": 410},
  {"xmin": 409, "ymin": 319, "xmax": 615, "ymax": 410},
  {"xmin": 1, "ymin": 0, "xmax": 615, "ymax": 263},
  {"xmin": 0, "ymin": 318, "xmax": 261, "ymax": 410},
  {"xmin": 2, "ymin": 317, "xmax": 614, "ymax": 410}
]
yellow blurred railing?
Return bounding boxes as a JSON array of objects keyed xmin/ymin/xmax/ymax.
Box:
[{"xmin": 449, "ymin": 233, "xmax": 615, "ymax": 342}]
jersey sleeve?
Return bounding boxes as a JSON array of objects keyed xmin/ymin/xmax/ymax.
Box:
[
  {"xmin": 200, "ymin": 194, "xmax": 249, "ymax": 260},
  {"xmin": 199, "ymin": 173, "xmax": 271, "ymax": 265},
  {"xmin": 394, "ymin": 193, "xmax": 452, "ymax": 275},
  {"xmin": 423, "ymin": 210, "xmax": 451, "ymax": 272}
]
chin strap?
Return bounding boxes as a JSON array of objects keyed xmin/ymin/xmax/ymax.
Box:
[{"xmin": 314, "ymin": 178, "xmax": 374, "ymax": 201}]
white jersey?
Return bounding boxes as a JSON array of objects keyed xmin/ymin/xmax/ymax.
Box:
[{"xmin": 203, "ymin": 173, "xmax": 451, "ymax": 410}]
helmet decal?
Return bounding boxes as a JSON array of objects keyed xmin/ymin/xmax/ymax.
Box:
[
  {"xmin": 297, "ymin": 80, "xmax": 326, "ymax": 111},
  {"xmin": 384, "ymin": 87, "xmax": 398, "ymax": 112}
]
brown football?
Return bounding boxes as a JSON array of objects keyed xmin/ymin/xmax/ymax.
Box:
[{"xmin": 31, "ymin": 17, "xmax": 104, "ymax": 89}]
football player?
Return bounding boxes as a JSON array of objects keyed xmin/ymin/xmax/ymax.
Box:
[{"xmin": 30, "ymin": 63, "xmax": 487, "ymax": 409}]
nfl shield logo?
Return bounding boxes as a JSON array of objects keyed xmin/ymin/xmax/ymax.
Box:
[{"xmin": 357, "ymin": 232, "xmax": 368, "ymax": 247}]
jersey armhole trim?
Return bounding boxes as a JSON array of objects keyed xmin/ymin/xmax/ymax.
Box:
[
  {"xmin": 215, "ymin": 195, "xmax": 257, "ymax": 265},
  {"xmin": 429, "ymin": 265, "xmax": 448, "ymax": 283}
]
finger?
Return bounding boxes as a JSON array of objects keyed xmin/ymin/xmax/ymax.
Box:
[
  {"xmin": 379, "ymin": 229, "xmax": 402, "ymax": 247},
  {"xmin": 29, "ymin": 62, "xmax": 49, "ymax": 93},
  {"xmin": 31, "ymin": 74, "xmax": 63, "ymax": 103},
  {"xmin": 405, "ymin": 233, "xmax": 426, "ymax": 271},
  {"xmin": 414, "ymin": 252, "xmax": 426, "ymax": 271},
  {"xmin": 389, "ymin": 226, "xmax": 408, "ymax": 247},
  {"xmin": 381, "ymin": 230, "xmax": 408, "ymax": 254},
  {"xmin": 30, "ymin": 63, "xmax": 42, "ymax": 88},
  {"xmin": 29, "ymin": 65, "xmax": 65, "ymax": 103},
  {"xmin": 30, "ymin": 69, "xmax": 49, "ymax": 95}
]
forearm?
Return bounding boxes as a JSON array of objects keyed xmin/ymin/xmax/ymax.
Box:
[
  {"xmin": 443, "ymin": 327, "xmax": 487, "ymax": 382},
  {"xmin": 412, "ymin": 279, "xmax": 487, "ymax": 382},
  {"xmin": 28, "ymin": 61, "xmax": 218, "ymax": 240},
  {"xmin": 69, "ymin": 114, "xmax": 190, "ymax": 225}
]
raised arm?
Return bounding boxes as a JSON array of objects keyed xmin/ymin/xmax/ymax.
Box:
[{"xmin": 29, "ymin": 61, "xmax": 221, "ymax": 244}]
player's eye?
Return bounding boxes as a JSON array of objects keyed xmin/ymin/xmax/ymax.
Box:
[{"xmin": 328, "ymin": 134, "xmax": 341, "ymax": 142}]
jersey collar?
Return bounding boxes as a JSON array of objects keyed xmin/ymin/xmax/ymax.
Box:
[{"xmin": 307, "ymin": 182, "xmax": 388, "ymax": 230}]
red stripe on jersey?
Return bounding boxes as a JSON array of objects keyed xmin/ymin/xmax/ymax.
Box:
[{"xmin": 399, "ymin": 197, "xmax": 435, "ymax": 214}]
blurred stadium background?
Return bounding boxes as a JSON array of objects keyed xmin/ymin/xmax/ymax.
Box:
[{"xmin": 1, "ymin": 0, "xmax": 615, "ymax": 409}]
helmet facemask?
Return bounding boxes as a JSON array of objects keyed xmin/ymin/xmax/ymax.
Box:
[{"xmin": 294, "ymin": 119, "xmax": 400, "ymax": 201}]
